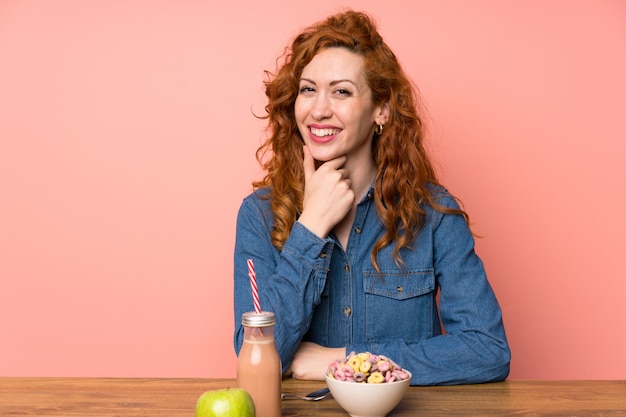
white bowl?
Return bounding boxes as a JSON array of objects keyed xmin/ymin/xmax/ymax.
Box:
[{"xmin": 325, "ymin": 371, "xmax": 412, "ymax": 417}]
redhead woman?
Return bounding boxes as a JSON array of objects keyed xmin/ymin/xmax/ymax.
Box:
[{"xmin": 233, "ymin": 10, "xmax": 510, "ymax": 385}]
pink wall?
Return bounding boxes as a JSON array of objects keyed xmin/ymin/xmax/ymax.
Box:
[{"xmin": 1, "ymin": 0, "xmax": 624, "ymax": 379}]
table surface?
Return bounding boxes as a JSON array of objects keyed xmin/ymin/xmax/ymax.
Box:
[{"xmin": 1, "ymin": 377, "xmax": 625, "ymax": 416}]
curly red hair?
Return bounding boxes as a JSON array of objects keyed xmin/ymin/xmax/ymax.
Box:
[{"xmin": 254, "ymin": 10, "xmax": 468, "ymax": 271}]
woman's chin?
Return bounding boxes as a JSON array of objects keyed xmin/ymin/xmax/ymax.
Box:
[{"xmin": 309, "ymin": 150, "xmax": 339, "ymax": 163}]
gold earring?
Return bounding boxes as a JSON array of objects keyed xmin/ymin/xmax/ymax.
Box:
[{"xmin": 375, "ymin": 124, "xmax": 384, "ymax": 135}]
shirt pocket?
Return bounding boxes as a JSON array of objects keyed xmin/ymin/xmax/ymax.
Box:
[{"xmin": 363, "ymin": 268, "xmax": 437, "ymax": 344}]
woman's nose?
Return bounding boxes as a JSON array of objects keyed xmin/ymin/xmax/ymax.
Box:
[{"xmin": 311, "ymin": 95, "xmax": 332, "ymax": 119}]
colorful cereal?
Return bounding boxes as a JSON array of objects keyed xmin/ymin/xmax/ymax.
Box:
[{"xmin": 327, "ymin": 352, "xmax": 411, "ymax": 384}]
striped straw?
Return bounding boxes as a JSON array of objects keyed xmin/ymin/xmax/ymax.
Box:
[{"xmin": 247, "ymin": 258, "xmax": 261, "ymax": 314}]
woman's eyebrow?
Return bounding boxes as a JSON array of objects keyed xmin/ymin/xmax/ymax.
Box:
[
  {"xmin": 330, "ymin": 79, "xmax": 357, "ymax": 87},
  {"xmin": 299, "ymin": 77, "xmax": 357, "ymax": 87}
]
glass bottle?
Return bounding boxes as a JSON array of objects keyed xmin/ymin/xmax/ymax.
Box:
[{"xmin": 237, "ymin": 311, "xmax": 282, "ymax": 417}]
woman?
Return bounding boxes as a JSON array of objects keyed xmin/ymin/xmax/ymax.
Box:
[{"xmin": 233, "ymin": 10, "xmax": 510, "ymax": 385}]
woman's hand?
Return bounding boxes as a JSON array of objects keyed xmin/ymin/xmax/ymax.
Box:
[
  {"xmin": 297, "ymin": 146, "xmax": 354, "ymax": 238},
  {"xmin": 285, "ymin": 341, "xmax": 345, "ymax": 381}
]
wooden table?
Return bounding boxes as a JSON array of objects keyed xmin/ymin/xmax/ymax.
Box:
[{"xmin": 0, "ymin": 378, "xmax": 624, "ymax": 416}]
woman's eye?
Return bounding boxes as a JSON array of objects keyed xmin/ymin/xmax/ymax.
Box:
[
  {"xmin": 299, "ymin": 86, "xmax": 315, "ymax": 94},
  {"xmin": 335, "ymin": 88, "xmax": 352, "ymax": 96}
]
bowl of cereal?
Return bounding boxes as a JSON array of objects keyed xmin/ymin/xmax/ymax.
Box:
[{"xmin": 325, "ymin": 352, "xmax": 412, "ymax": 417}]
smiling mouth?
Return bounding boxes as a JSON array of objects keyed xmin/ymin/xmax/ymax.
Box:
[{"xmin": 310, "ymin": 127, "xmax": 340, "ymax": 137}]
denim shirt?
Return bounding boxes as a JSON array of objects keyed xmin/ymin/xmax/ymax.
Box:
[{"xmin": 233, "ymin": 185, "xmax": 510, "ymax": 385}]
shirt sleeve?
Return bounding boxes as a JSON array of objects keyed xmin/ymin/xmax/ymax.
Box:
[
  {"xmin": 233, "ymin": 194, "xmax": 334, "ymax": 371},
  {"xmin": 347, "ymin": 196, "xmax": 511, "ymax": 385}
]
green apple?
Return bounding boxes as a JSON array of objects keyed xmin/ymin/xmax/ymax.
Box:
[{"xmin": 195, "ymin": 388, "xmax": 255, "ymax": 417}]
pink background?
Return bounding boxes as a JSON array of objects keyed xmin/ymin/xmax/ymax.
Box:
[{"xmin": 1, "ymin": 1, "xmax": 625, "ymax": 379}]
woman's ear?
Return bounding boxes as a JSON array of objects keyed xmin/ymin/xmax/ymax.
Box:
[{"xmin": 376, "ymin": 101, "xmax": 390, "ymax": 125}]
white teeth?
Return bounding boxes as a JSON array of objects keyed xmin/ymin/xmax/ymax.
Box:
[{"xmin": 311, "ymin": 128, "xmax": 338, "ymax": 137}]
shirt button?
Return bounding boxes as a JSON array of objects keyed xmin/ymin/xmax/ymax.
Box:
[
  {"xmin": 320, "ymin": 252, "xmax": 327, "ymax": 259},
  {"xmin": 396, "ymin": 285, "xmax": 404, "ymax": 293},
  {"xmin": 344, "ymin": 307, "xmax": 352, "ymax": 316},
  {"xmin": 344, "ymin": 264, "xmax": 350, "ymax": 272},
  {"xmin": 354, "ymin": 227, "xmax": 361, "ymax": 234}
]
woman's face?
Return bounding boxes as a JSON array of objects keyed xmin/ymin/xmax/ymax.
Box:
[{"xmin": 295, "ymin": 47, "xmax": 387, "ymax": 165}]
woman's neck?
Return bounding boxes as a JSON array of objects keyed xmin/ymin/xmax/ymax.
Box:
[
  {"xmin": 330, "ymin": 156, "xmax": 376, "ymax": 249},
  {"xmin": 345, "ymin": 158, "xmax": 377, "ymax": 205}
]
